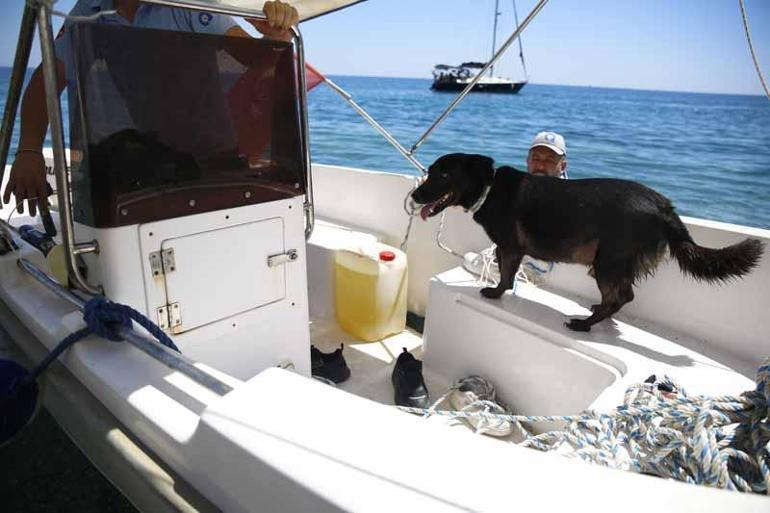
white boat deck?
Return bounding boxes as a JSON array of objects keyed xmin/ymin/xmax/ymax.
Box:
[
  {"xmin": 425, "ymin": 268, "xmax": 757, "ymax": 423},
  {"xmin": 309, "ymin": 266, "xmax": 758, "ymax": 447},
  {"xmin": 305, "ymin": 211, "xmax": 766, "ymax": 445},
  {"xmin": 310, "ymin": 321, "xmax": 453, "ymax": 411},
  {"xmin": 0, "ymin": 161, "xmax": 767, "ymax": 511}
]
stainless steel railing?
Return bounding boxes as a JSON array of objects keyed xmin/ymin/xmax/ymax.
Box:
[
  {"xmin": 0, "ymin": 3, "xmax": 37, "ymax": 176},
  {"xmin": 18, "ymin": 257, "xmax": 233, "ymax": 396},
  {"xmin": 37, "ymin": 4, "xmax": 102, "ymax": 294}
]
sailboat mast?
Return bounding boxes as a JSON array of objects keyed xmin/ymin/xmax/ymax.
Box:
[
  {"xmin": 490, "ymin": 0, "xmax": 500, "ymax": 77},
  {"xmin": 512, "ymin": 0, "xmax": 528, "ymax": 79}
]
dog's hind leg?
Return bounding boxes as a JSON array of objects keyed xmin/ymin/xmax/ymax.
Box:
[
  {"xmin": 566, "ymin": 259, "xmax": 635, "ymax": 332},
  {"xmin": 481, "ymin": 247, "xmax": 523, "ymax": 299}
]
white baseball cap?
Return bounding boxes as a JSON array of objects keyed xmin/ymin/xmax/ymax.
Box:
[{"xmin": 530, "ymin": 131, "xmax": 566, "ymax": 156}]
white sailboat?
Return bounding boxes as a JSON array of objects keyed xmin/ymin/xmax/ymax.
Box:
[
  {"xmin": 0, "ymin": 1, "xmax": 768, "ymax": 512},
  {"xmin": 431, "ymin": 0, "xmax": 528, "ymax": 94}
]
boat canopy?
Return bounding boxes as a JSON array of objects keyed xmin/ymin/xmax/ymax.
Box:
[
  {"xmin": 143, "ymin": 0, "xmax": 365, "ymax": 21},
  {"xmin": 459, "ymin": 61, "xmax": 486, "ymax": 69},
  {"xmin": 433, "ymin": 62, "xmax": 488, "ymax": 71}
]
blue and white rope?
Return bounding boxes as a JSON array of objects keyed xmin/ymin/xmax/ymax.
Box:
[{"xmin": 399, "ymin": 359, "xmax": 770, "ymax": 494}]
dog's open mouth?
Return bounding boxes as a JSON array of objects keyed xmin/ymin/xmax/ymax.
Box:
[{"xmin": 419, "ymin": 192, "xmax": 455, "ymax": 220}]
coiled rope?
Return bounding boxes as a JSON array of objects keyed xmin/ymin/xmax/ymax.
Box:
[{"xmin": 399, "ymin": 359, "xmax": 770, "ymax": 493}]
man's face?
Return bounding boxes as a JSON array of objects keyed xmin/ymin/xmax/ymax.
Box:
[{"xmin": 527, "ymin": 146, "xmax": 566, "ymax": 177}]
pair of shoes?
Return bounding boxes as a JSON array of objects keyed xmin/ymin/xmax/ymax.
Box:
[
  {"xmin": 448, "ymin": 375, "xmax": 516, "ymax": 438},
  {"xmin": 392, "ymin": 348, "xmax": 430, "ymax": 409},
  {"xmin": 311, "ymin": 344, "xmax": 351, "ymax": 384}
]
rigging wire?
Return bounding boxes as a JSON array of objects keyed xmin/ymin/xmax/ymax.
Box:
[
  {"xmin": 738, "ymin": 0, "xmax": 770, "ymax": 100},
  {"xmin": 512, "ymin": 0, "xmax": 528, "ymax": 79}
]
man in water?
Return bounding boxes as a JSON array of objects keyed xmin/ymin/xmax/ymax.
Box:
[
  {"xmin": 3, "ymin": 0, "xmax": 299, "ymax": 216},
  {"xmin": 527, "ymin": 130, "xmax": 568, "ymax": 178}
]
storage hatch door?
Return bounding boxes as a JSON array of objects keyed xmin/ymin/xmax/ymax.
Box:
[{"xmin": 161, "ymin": 218, "xmax": 286, "ymax": 333}]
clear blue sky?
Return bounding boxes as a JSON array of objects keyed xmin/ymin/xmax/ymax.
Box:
[{"xmin": 1, "ymin": 0, "xmax": 768, "ymax": 95}]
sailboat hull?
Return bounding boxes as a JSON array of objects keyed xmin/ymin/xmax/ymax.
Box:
[{"xmin": 431, "ymin": 80, "xmax": 527, "ymax": 94}]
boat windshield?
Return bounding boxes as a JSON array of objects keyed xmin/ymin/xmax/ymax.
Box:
[{"xmin": 66, "ymin": 23, "xmax": 304, "ymax": 228}]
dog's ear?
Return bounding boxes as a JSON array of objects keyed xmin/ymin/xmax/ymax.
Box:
[{"xmin": 463, "ymin": 154, "xmax": 495, "ymax": 184}]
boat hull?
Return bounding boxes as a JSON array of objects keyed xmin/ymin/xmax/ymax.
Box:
[
  {"xmin": 2, "ymin": 161, "xmax": 769, "ymax": 512},
  {"xmin": 431, "ymin": 80, "xmax": 527, "ymax": 94}
]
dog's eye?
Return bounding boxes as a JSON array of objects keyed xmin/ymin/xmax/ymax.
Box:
[{"xmin": 440, "ymin": 172, "xmax": 449, "ymax": 180}]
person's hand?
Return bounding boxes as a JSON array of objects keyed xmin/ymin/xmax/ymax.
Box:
[
  {"xmin": 264, "ymin": 0, "xmax": 298, "ymax": 32},
  {"xmin": 3, "ymin": 151, "xmax": 49, "ymax": 216},
  {"xmin": 250, "ymin": 0, "xmax": 299, "ymax": 42}
]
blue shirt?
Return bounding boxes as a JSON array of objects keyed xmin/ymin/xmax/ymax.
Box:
[
  {"xmin": 55, "ymin": 0, "xmax": 241, "ymax": 157},
  {"xmin": 55, "ymin": 0, "xmax": 238, "ymax": 73}
]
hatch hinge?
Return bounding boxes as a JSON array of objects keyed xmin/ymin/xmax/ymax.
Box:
[
  {"xmin": 149, "ymin": 248, "xmax": 176, "ymax": 277},
  {"xmin": 156, "ymin": 302, "xmax": 183, "ymax": 333}
]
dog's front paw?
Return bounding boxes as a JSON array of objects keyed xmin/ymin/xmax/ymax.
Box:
[
  {"xmin": 480, "ymin": 287, "xmax": 504, "ymax": 299},
  {"xmin": 565, "ymin": 318, "xmax": 592, "ymax": 332}
]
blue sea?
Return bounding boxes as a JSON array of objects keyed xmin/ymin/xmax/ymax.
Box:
[{"xmin": 2, "ymin": 68, "xmax": 769, "ymax": 228}]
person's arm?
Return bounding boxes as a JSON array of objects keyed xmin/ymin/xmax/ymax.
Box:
[
  {"xmin": 190, "ymin": 1, "xmax": 296, "ymax": 66},
  {"xmin": 2, "ymin": 61, "xmax": 66, "ymax": 216},
  {"xmin": 194, "ymin": 0, "xmax": 297, "ymax": 42},
  {"xmin": 3, "ymin": 0, "xmax": 85, "ymax": 216}
]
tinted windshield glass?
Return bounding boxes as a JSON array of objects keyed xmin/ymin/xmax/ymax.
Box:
[{"xmin": 67, "ymin": 23, "xmax": 304, "ymax": 227}]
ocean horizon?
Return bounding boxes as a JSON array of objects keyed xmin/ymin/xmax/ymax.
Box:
[
  {"xmin": 323, "ymin": 74, "xmax": 768, "ymax": 99},
  {"xmin": 2, "ymin": 68, "xmax": 769, "ymax": 228},
  {"xmin": 3, "ymin": 65, "xmax": 768, "ymax": 98}
]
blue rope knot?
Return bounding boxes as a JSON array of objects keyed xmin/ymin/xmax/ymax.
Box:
[
  {"xmin": 80, "ymin": 297, "xmax": 180, "ymax": 352},
  {"xmin": 1, "ymin": 296, "xmax": 180, "ymax": 444},
  {"xmin": 83, "ymin": 296, "xmax": 132, "ymax": 342}
]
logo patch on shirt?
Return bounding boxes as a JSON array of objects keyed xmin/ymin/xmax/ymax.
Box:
[{"xmin": 199, "ymin": 12, "xmax": 213, "ymax": 26}]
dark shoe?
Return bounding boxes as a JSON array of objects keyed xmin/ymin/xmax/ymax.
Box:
[
  {"xmin": 311, "ymin": 344, "xmax": 351, "ymax": 384},
  {"xmin": 391, "ymin": 347, "xmax": 430, "ymax": 408}
]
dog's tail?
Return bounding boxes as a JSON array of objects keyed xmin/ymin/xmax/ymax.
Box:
[{"xmin": 665, "ymin": 209, "xmax": 764, "ymax": 282}]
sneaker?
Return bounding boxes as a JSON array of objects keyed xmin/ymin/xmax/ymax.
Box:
[
  {"xmin": 310, "ymin": 344, "xmax": 351, "ymax": 384},
  {"xmin": 448, "ymin": 375, "xmax": 515, "ymax": 437},
  {"xmin": 462, "ymin": 246, "xmax": 500, "ymax": 285},
  {"xmin": 391, "ymin": 348, "xmax": 430, "ymax": 408}
]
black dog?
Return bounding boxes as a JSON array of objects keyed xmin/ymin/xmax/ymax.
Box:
[{"xmin": 412, "ymin": 153, "xmax": 764, "ymax": 332}]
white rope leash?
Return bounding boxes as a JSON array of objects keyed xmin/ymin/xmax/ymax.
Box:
[
  {"xmin": 478, "ymin": 244, "xmax": 499, "ymax": 288},
  {"xmin": 400, "ymin": 177, "xmax": 421, "ymax": 250},
  {"xmin": 399, "ymin": 359, "xmax": 770, "ymax": 493}
]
